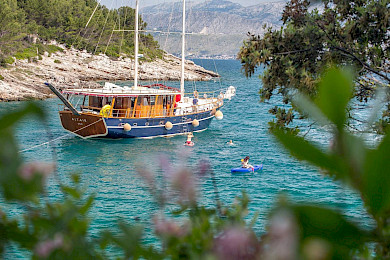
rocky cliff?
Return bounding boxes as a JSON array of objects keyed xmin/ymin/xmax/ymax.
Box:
[{"xmin": 0, "ymin": 46, "xmax": 218, "ymax": 102}]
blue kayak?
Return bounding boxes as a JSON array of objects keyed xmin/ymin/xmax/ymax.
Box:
[{"xmin": 231, "ymin": 164, "xmax": 263, "ymax": 173}]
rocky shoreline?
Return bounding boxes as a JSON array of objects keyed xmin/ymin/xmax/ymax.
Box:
[{"xmin": 0, "ymin": 46, "xmax": 219, "ymax": 102}]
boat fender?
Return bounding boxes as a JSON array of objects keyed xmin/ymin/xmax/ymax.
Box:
[
  {"xmin": 215, "ymin": 110, "xmax": 223, "ymax": 120},
  {"xmin": 123, "ymin": 123, "xmax": 131, "ymax": 131},
  {"xmin": 165, "ymin": 121, "xmax": 173, "ymax": 130},
  {"xmin": 99, "ymin": 105, "xmax": 111, "ymax": 117},
  {"xmin": 192, "ymin": 119, "xmax": 199, "ymax": 127}
]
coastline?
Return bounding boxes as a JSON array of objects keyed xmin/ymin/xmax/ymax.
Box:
[{"xmin": 0, "ymin": 45, "xmax": 219, "ymax": 102}]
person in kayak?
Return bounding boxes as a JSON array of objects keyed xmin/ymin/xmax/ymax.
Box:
[{"xmin": 241, "ymin": 156, "xmax": 253, "ymax": 169}]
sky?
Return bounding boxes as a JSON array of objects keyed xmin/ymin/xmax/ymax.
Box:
[{"xmin": 99, "ymin": 0, "xmax": 285, "ymax": 9}]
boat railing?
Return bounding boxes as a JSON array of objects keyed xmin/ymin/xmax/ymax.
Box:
[
  {"xmin": 110, "ymin": 98, "xmax": 222, "ymax": 118},
  {"xmin": 59, "ymin": 97, "xmax": 223, "ymax": 119}
]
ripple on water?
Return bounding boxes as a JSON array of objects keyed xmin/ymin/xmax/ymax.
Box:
[{"xmin": 0, "ymin": 60, "xmax": 375, "ymax": 257}]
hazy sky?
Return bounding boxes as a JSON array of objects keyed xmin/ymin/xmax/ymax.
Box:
[{"xmin": 100, "ymin": 0, "xmax": 286, "ymax": 9}]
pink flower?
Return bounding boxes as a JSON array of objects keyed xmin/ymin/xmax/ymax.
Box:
[
  {"xmin": 261, "ymin": 209, "xmax": 298, "ymax": 260},
  {"xmin": 214, "ymin": 226, "xmax": 259, "ymax": 260},
  {"xmin": 169, "ymin": 167, "xmax": 197, "ymax": 204},
  {"xmin": 197, "ymin": 159, "xmax": 211, "ymax": 177},
  {"xmin": 158, "ymin": 154, "xmax": 171, "ymax": 176},
  {"xmin": 136, "ymin": 168, "xmax": 155, "ymax": 188},
  {"xmin": 154, "ymin": 216, "xmax": 188, "ymax": 237},
  {"xmin": 19, "ymin": 162, "xmax": 55, "ymax": 181},
  {"xmin": 35, "ymin": 233, "xmax": 64, "ymax": 258}
]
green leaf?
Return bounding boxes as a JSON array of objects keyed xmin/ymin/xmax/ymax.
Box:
[
  {"xmin": 315, "ymin": 68, "xmax": 353, "ymax": 129},
  {"xmin": 0, "ymin": 102, "xmax": 45, "ymax": 131},
  {"xmin": 79, "ymin": 195, "xmax": 95, "ymax": 215},
  {"xmin": 61, "ymin": 186, "xmax": 81, "ymax": 199},
  {"xmin": 272, "ymin": 128, "xmax": 341, "ymax": 174},
  {"xmin": 291, "ymin": 205, "xmax": 371, "ymax": 259},
  {"xmin": 362, "ymin": 132, "xmax": 390, "ymax": 216},
  {"xmin": 293, "ymin": 93, "xmax": 330, "ymax": 126}
]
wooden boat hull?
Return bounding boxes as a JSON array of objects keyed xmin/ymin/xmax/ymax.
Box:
[{"xmin": 59, "ymin": 111, "xmax": 108, "ymax": 138}]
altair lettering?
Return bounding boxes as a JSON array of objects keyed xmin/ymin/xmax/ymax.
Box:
[{"xmin": 72, "ymin": 118, "xmax": 87, "ymax": 123}]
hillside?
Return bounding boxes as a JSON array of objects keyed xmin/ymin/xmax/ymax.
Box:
[
  {"xmin": 0, "ymin": 0, "xmax": 160, "ymax": 65},
  {"xmin": 141, "ymin": 0, "xmax": 285, "ymax": 58},
  {"xmin": 0, "ymin": 0, "xmax": 216, "ymax": 101}
]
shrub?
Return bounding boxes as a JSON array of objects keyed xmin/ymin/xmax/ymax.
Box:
[
  {"xmin": 54, "ymin": 59, "xmax": 61, "ymax": 64},
  {"xmin": 0, "ymin": 74, "xmax": 4, "ymax": 80},
  {"xmin": 14, "ymin": 47, "xmax": 38, "ymax": 60},
  {"xmin": 46, "ymin": 45, "xmax": 64, "ymax": 54}
]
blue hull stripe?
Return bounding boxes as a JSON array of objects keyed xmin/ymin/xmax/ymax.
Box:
[{"xmin": 103, "ymin": 110, "xmax": 217, "ymax": 138}]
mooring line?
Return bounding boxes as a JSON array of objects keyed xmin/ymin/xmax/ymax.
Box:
[{"xmin": 19, "ymin": 118, "xmax": 104, "ymax": 153}]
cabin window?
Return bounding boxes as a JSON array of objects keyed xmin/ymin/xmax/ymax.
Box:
[
  {"xmin": 89, "ymin": 96, "xmax": 113, "ymax": 108},
  {"xmin": 150, "ymin": 96, "xmax": 156, "ymax": 106},
  {"xmin": 89, "ymin": 96, "xmax": 101, "ymax": 108}
]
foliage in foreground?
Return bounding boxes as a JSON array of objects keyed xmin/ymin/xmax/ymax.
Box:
[
  {"xmin": 1, "ymin": 68, "xmax": 390, "ymax": 258},
  {"xmin": 238, "ymin": 0, "xmax": 390, "ymax": 133}
]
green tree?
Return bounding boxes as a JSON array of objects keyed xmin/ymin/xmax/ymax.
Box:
[
  {"xmin": 0, "ymin": 0, "xmax": 26, "ymax": 57},
  {"xmin": 238, "ymin": 0, "xmax": 390, "ymax": 132}
]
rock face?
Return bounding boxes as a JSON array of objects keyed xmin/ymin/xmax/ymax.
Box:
[{"xmin": 0, "ymin": 47, "xmax": 218, "ymax": 102}]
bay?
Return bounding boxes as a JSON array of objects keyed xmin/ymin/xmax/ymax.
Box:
[{"xmin": 0, "ymin": 59, "xmax": 373, "ymax": 257}]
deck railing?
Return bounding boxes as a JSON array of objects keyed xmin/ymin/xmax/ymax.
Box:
[{"xmin": 65, "ymin": 98, "xmax": 224, "ymax": 119}]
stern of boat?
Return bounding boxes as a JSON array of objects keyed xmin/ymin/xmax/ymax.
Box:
[{"xmin": 59, "ymin": 111, "xmax": 108, "ymax": 138}]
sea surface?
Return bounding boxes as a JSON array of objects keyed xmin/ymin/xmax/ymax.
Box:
[{"xmin": 0, "ymin": 59, "xmax": 374, "ymax": 257}]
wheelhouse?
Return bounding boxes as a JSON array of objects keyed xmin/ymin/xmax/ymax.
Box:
[{"xmin": 62, "ymin": 82, "xmax": 224, "ymax": 119}]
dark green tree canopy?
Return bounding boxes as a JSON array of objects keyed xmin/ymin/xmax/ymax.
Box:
[
  {"xmin": 0, "ymin": 0, "xmax": 161, "ymax": 63},
  {"xmin": 238, "ymin": 0, "xmax": 390, "ymax": 132}
]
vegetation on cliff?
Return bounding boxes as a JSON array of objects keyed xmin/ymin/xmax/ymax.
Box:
[{"xmin": 0, "ymin": 0, "xmax": 162, "ymax": 67}]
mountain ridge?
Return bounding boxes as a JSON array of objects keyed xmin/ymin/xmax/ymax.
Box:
[{"xmin": 140, "ymin": 0, "xmax": 285, "ymax": 58}]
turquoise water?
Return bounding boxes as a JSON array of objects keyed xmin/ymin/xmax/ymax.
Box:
[{"xmin": 1, "ymin": 59, "xmax": 373, "ymax": 256}]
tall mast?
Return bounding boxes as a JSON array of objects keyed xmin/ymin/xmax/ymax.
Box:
[
  {"xmin": 180, "ymin": 0, "xmax": 186, "ymax": 96},
  {"xmin": 134, "ymin": 0, "xmax": 139, "ymax": 88}
]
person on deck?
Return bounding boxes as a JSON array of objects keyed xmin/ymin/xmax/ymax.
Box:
[
  {"xmin": 241, "ymin": 156, "xmax": 253, "ymax": 169},
  {"xmin": 192, "ymin": 91, "xmax": 199, "ymax": 112}
]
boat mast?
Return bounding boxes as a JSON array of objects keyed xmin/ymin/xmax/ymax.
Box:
[
  {"xmin": 180, "ymin": 0, "xmax": 186, "ymax": 96},
  {"xmin": 134, "ymin": 0, "xmax": 139, "ymax": 88}
]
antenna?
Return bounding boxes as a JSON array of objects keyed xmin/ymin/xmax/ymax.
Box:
[
  {"xmin": 180, "ymin": 0, "xmax": 186, "ymax": 96},
  {"xmin": 134, "ymin": 0, "xmax": 139, "ymax": 88}
]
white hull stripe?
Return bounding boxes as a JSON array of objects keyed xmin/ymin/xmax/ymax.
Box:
[{"xmin": 106, "ymin": 115, "xmax": 214, "ymax": 129}]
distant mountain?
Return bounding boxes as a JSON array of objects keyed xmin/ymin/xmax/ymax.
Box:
[{"xmin": 140, "ymin": 0, "xmax": 285, "ymax": 58}]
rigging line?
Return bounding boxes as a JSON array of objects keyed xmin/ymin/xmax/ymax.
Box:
[
  {"xmin": 164, "ymin": 0, "xmax": 176, "ymax": 51},
  {"xmin": 104, "ymin": 18, "xmax": 118, "ymax": 55},
  {"xmin": 114, "ymin": 30, "xmax": 211, "ymax": 35},
  {"xmin": 42, "ymin": 120, "xmax": 62, "ymax": 184},
  {"xmin": 113, "ymin": 0, "xmax": 125, "ymax": 84},
  {"xmin": 19, "ymin": 119, "xmax": 104, "ymax": 153},
  {"xmin": 70, "ymin": 0, "xmax": 102, "ymax": 49},
  {"xmin": 94, "ymin": 0, "xmax": 116, "ymax": 55},
  {"xmin": 104, "ymin": 0, "xmax": 122, "ymax": 55},
  {"xmin": 83, "ymin": 3, "xmax": 107, "ymax": 52},
  {"xmin": 118, "ymin": 0, "xmax": 129, "ymax": 60}
]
